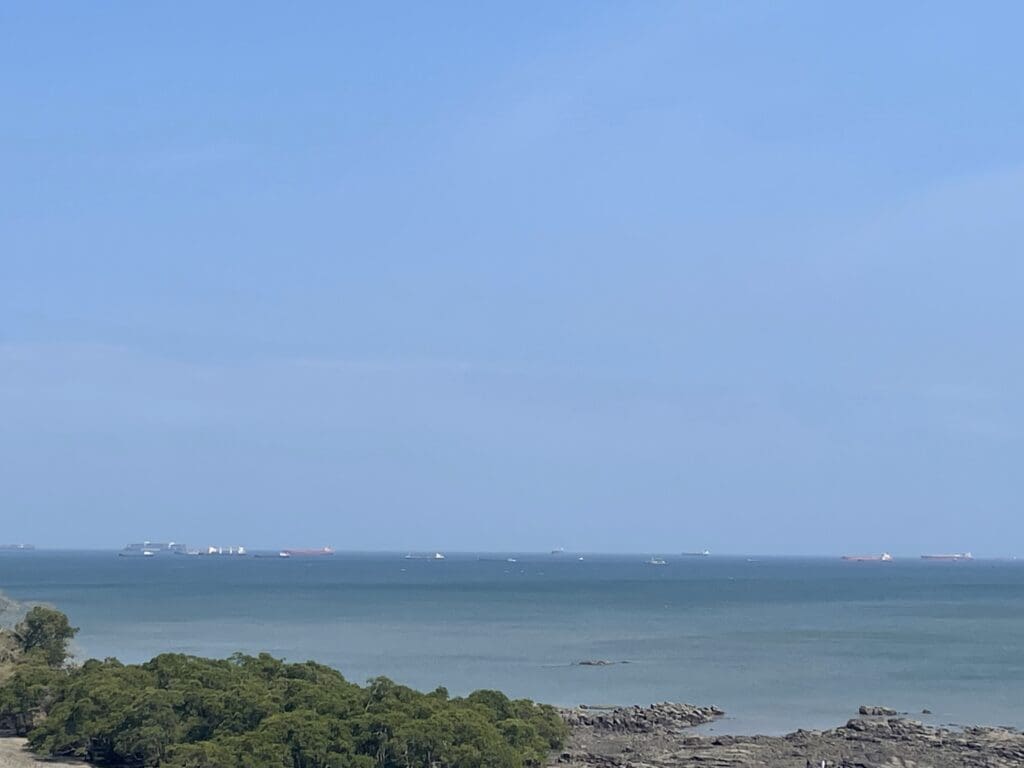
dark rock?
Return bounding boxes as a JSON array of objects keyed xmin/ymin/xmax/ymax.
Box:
[
  {"xmin": 858, "ymin": 705, "xmax": 898, "ymax": 716},
  {"xmin": 561, "ymin": 701, "xmax": 724, "ymax": 733},
  {"xmin": 551, "ymin": 710, "xmax": 1024, "ymax": 768}
]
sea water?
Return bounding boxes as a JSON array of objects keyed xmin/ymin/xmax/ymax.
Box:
[{"xmin": 1, "ymin": 551, "xmax": 1022, "ymax": 734}]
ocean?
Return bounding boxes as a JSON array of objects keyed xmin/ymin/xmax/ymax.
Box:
[{"xmin": 1, "ymin": 551, "xmax": 1022, "ymax": 734}]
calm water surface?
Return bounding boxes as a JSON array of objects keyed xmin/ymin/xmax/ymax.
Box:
[{"xmin": 1, "ymin": 551, "xmax": 1022, "ymax": 734}]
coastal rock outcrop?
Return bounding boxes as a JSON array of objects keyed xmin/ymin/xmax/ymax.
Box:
[
  {"xmin": 552, "ymin": 713, "xmax": 1024, "ymax": 768},
  {"xmin": 562, "ymin": 702, "xmax": 724, "ymax": 733},
  {"xmin": 857, "ymin": 704, "xmax": 898, "ymax": 716}
]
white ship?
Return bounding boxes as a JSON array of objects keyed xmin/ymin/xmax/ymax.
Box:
[{"xmin": 202, "ymin": 546, "xmax": 248, "ymax": 556}]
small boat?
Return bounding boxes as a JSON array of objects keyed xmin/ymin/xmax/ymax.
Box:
[
  {"xmin": 646, "ymin": 557, "xmax": 667, "ymax": 566},
  {"xmin": 681, "ymin": 550, "xmax": 711, "ymax": 557},
  {"xmin": 404, "ymin": 552, "xmax": 446, "ymax": 560}
]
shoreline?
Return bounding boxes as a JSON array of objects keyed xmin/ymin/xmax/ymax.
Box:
[
  {"xmin": 4, "ymin": 705, "xmax": 1023, "ymax": 768},
  {"xmin": 555, "ymin": 703, "xmax": 1024, "ymax": 767}
]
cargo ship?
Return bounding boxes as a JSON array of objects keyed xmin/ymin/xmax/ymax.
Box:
[
  {"xmin": 842, "ymin": 553, "xmax": 894, "ymax": 562},
  {"xmin": 280, "ymin": 547, "xmax": 335, "ymax": 557},
  {"xmin": 201, "ymin": 546, "xmax": 247, "ymax": 556},
  {"xmin": 921, "ymin": 552, "xmax": 973, "ymax": 561}
]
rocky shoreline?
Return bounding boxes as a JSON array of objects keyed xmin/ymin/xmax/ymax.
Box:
[
  {"xmin": 554, "ymin": 703, "xmax": 1024, "ymax": 767},
  {"xmin": 2, "ymin": 704, "xmax": 1024, "ymax": 767}
]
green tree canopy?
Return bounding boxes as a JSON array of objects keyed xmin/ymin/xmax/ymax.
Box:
[
  {"xmin": 0, "ymin": 612, "xmax": 567, "ymax": 768},
  {"xmin": 14, "ymin": 606, "xmax": 78, "ymax": 667}
]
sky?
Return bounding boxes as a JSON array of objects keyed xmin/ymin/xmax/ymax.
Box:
[{"xmin": 2, "ymin": 2, "xmax": 1023, "ymax": 554}]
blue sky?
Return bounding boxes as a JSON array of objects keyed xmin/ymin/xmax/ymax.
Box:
[{"xmin": 2, "ymin": 2, "xmax": 1022, "ymax": 553}]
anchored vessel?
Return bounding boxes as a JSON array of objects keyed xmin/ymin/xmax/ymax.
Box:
[
  {"xmin": 921, "ymin": 552, "xmax": 973, "ymax": 561},
  {"xmin": 202, "ymin": 546, "xmax": 247, "ymax": 556},
  {"xmin": 842, "ymin": 552, "xmax": 894, "ymax": 562},
  {"xmin": 280, "ymin": 547, "xmax": 335, "ymax": 557},
  {"xmin": 119, "ymin": 541, "xmax": 187, "ymax": 557}
]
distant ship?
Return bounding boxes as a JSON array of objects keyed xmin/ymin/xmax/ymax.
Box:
[
  {"xmin": 551, "ymin": 547, "xmax": 565, "ymax": 555},
  {"xmin": 681, "ymin": 550, "xmax": 711, "ymax": 557},
  {"xmin": 842, "ymin": 553, "xmax": 894, "ymax": 562},
  {"xmin": 281, "ymin": 547, "xmax": 335, "ymax": 557},
  {"xmin": 921, "ymin": 552, "xmax": 973, "ymax": 561},
  {"xmin": 404, "ymin": 552, "xmax": 445, "ymax": 560},
  {"xmin": 119, "ymin": 541, "xmax": 187, "ymax": 557},
  {"xmin": 0, "ymin": 544, "xmax": 35, "ymax": 551},
  {"xmin": 200, "ymin": 546, "xmax": 247, "ymax": 556},
  {"xmin": 646, "ymin": 557, "xmax": 667, "ymax": 566}
]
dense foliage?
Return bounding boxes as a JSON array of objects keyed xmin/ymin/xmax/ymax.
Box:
[
  {"xmin": 0, "ymin": 612, "xmax": 566, "ymax": 768},
  {"xmin": 13, "ymin": 606, "xmax": 79, "ymax": 666}
]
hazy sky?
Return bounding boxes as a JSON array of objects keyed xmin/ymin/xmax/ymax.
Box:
[{"xmin": 3, "ymin": 3, "xmax": 1022, "ymax": 554}]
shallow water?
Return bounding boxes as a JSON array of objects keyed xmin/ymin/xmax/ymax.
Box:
[{"xmin": 2, "ymin": 551, "xmax": 1022, "ymax": 734}]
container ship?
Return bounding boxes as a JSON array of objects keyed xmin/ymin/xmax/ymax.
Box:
[
  {"xmin": 842, "ymin": 553, "xmax": 894, "ymax": 562},
  {"xmin": 921, "ymin": 552, "xmax": 973, "ymax": 561}
]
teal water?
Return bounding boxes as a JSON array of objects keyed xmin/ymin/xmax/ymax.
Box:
[{"xmin": 1, "ymin": 552, "xmax": 1022, "ymax": 734}]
